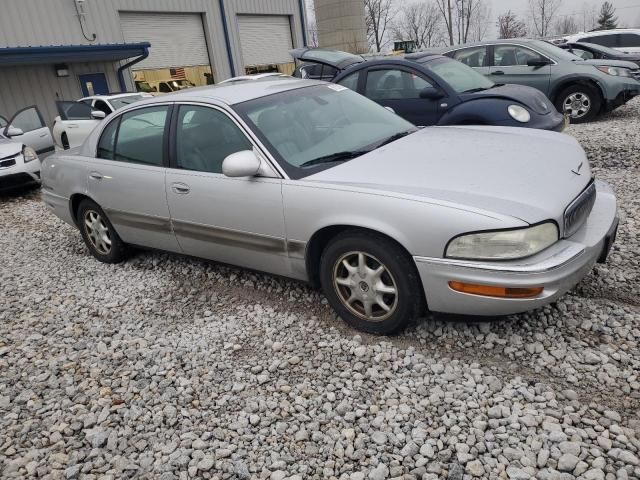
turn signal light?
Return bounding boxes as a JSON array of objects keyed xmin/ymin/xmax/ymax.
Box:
[{"xmin": 448, "ymin": 281, "xmax": 543, "ymax": 299}]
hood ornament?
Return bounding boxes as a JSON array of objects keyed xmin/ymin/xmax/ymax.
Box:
[{"xmin": 571, "ymin": 161, "xmax": 584, "ymax": 176}]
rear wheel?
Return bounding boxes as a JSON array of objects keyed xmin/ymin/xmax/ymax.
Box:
[
  {"xmin": 555, "ymin": 84, "xmax": 601, "ymax": 124},
  {"xmin": 320, "ymin": 231, "xmax": 423, "ymax": 335},
  {"xmin": 77, "ymin": 199, "xmax": 127, "ymax": 263}
]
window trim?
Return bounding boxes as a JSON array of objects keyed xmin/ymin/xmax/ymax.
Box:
[
  {"xmin": 446, "ymin": 43, "xmax": 557, "ymax": 67},
  {"xmin": 362, "ymin": 65, "xmax": 439, "ymax": 101},
  {"xmin": 451, "ymin": 45, "xmax": 490, "ymax": 68}
]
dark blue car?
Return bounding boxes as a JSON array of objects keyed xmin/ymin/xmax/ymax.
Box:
[{"xmin": 291, "ymin": 48, "xmax": 567, "ymax": 131}]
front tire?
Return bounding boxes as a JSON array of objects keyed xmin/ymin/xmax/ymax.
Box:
[
  {"xmin": 77, "ymin": 199, "xmax": 127, "ymax": 263},
  {"xmin": 320, "ymin": 231, "xmax": 423, "ymax": 335},
  {"xmin": 555, "ymin": 84, "xmax": 601, "ymax": 124}
]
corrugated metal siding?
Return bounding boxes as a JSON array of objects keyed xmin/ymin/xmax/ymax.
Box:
[
  {"xmin": 120, "ymin": 12, "xmax": 210, "ymax": 70},
  {"xmin": 237, "ymin": 16, "xmax": 293, "ymax": 66}
]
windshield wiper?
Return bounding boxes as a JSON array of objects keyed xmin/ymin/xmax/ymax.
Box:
[
  {"xmin": 299, "ymin": 150, "xmax": 368, "ymax": 168},
  {"xmin": 374, "ymin": 130, "xmax": 414, "ymax": 149},
  {"xmin": 462, "ymin": 87, "xmax": 489, "ymax": 93}
]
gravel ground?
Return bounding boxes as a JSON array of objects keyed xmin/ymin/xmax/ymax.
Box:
[{"xmin": 1, "ymin": 99, "xmax": 639, "ymax": 480}]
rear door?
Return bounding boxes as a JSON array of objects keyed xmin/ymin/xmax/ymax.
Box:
[
  {"xmin": 55, "ymin": 101, "xmax": 101, "ymax": 149},
  {"xmin": 3, "ymin": 106, "xmax": 54, "ymax": 157},
  {"xmin": 449, "ymin": 46, "xmax": 491, "ymax": 77},
  {"xmin": 490, "ymin": 44, "xmax": 552, "ymax": 95}
]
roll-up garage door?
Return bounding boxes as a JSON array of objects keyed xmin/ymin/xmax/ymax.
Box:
[
  {"xmin": 238, "ymin": 15, "xmax": 293, "ymax": 66},
  {"xmin": 119, "ymin": 12, "xmax": 210, "ymax": 69}
]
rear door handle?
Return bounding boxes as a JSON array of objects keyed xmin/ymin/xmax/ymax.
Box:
[
  {"xmin": 89, "ymin": 172, "xmax": 103, "ymax": 180},
  {"xmin": 171, "ymin": 182, "xmax": 190, "ymax": 194},
  {"xmin": 68, "ymin": 124, "xmax": 79, "ymax": 128},
  {"xmin": 492, "ymin": 70, "xmax": 505, "ymax": 75}
]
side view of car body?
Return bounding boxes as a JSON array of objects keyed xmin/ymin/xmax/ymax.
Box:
[
  {"xmin": 53, "ymin": 93, "xmax": 152, "ymax": 150},
  {"xmin": 291, "ymin": 48, "xmax": 566, "ymax": 131},
  {"xmin": 557, "ymin": 42, "xmax": 640, "ymax": 68},
  {"xmin": 0, "ymin": 132, "xmax": 42, "ymax": 191},
  {"xmin": 42, "ymin": 79, "xmax": 618, "ymax": 335},
  {"xmin": 562, "ymin": 29, "xmax": 640, "ymax": 54},
  {"xmin": 440, "ymin": 39, "xmax": 640, "ymax": 123}
]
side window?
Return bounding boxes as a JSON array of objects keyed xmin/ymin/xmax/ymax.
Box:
[
  {"xmin": 97, "ymin": 118, "xmax": 119, "ymax": 160},
  {"xmin": 93, "ymin": 100, "xmax": 111, "ymax": 115},
  {"xmin": 584, "ymin": 34, "xmax": 619, "ymax": 48},
  {"xmin": 336, "ymin": 71, "xmax": 360, "ymax": 91},
  {"xmin": 571, "ymin": 48, "xmax": 594, "ymax": 60},
  {"xmin": 494, "ymin": 45, "xmax": 544, "ymax": 66},
  {"xmin": 114, "ymin": 106, "xmax": 169, "ymax": 166},
  {"xmin": 365, "ymin": 69, "xmax": 433, "ymax": 100},
  {"xmin": 159, "ymin": 83, "xmax": 172, "ymax": 93},
  {"xmin": 452, "ymin": 47, "xmax": 487, "ymax": 67},
  {"xmin": 620, "ymin": 34, "xmax": 640, "ymax": 48},
  {"xmin": 10, "ymin": 107, "xmax": 45, "ymax": 133},
  {"xmin": 175, "ymin": 105, "xmax": 252, "ymax": 174}
]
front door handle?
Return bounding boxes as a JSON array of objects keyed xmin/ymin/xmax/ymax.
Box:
[
  {"xmin": 171, "ymin": 182, "xmax": 190, "ymax": 194},
  {"xmin": 492, "ymin": 70, "xmax": 505, "ymax": 75},
  {"xmin": 89, "ymin": 172, "xmax": 103, "ymax": 180}
]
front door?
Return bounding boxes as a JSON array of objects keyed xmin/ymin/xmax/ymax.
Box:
[
  {"xmin": 165, "ymin": 104, "xmax": 289, "ymax": 276},
  {"xmin": 490, "ymin": 45, "xmax": 552, "ymax": 95},
  {"xmin": 3, "ymin": 106, "xmax": 54, "ymax": 157},
  {"xmin": 79, "ymin": 73, "xmax": 109, "ymax": 97},
  {"xmin": 86, "ymin": 104, "xmax": 180, "ymax": 253},
  {"xmin": 363, "ymin": 67, "xmax": 443, "ymax": 126},
  {"xmin": 55, "ymin": 101, "xmax": 101, "ymax": 149}
]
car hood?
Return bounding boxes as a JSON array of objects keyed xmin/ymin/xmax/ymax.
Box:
[
  {"xmin": 459, "ymin": 84, "xmax": 555, "ymax": 115},
  {"xmin": 0, "ymin": 137, "xmax": 22, "ymax": 158},
  {"xmin": 307, "ymin": 126, "xmax": 591, "ymax": 224},
  {"xmin": 581, "ymin": 58, "xmax": 640, "ymax": 69}
]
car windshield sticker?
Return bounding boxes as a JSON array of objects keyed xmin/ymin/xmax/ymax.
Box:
[{"xmin": 327, "ymin": 84, "xmax": 347, "ymax": 92}]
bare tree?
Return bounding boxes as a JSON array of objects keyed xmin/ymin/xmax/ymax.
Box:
[
  {"xmin": 468, "ymin": 1, "xmax": 491, "ymax": 42},
  {"xmin": 392, "ymin": 1, "xmax": 443, "ymax": 48},
  {"xmin": 579, "ymin": 2, "xmax": 599, "ymax": 31},
  {"xmin": 497, "ymin": 10, "xmax": 528, "ymax": 39},
  {"xmin": 554, "ymin": 15, "xmax": 579, "ymax": 35},
  {"xmin": 365, "ymin": 0, "xmax": 396, "ymax": 52},
  {"xmin": 528, "ymin": 0, "xmax": 563, "ymax": 37},
  {"xmin": 434, "ymin": 0, "xmax": 455, "ymax": 45}
]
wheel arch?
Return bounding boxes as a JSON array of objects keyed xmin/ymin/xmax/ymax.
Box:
[
  {"xmin": 549, "ymin": 77, "xmax": 605, "ymax": 107},
  {"xmin": 69, "ymin": 192, "xmax": 97, "ymax": 227}
]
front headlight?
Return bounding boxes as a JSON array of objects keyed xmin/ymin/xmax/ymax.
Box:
[
  {"xmin": 596, "ymin": 66, "xmax": 632, "ymax": 77},
  {"xmin": 508, "ymin": 105, "xmax": 531, "ymax": 123},
  {"xmin": 445, "ymin": 222, "xmax": 559, "ymax": 260},
  {"xmin": 22, "ymin": 146, "xmax": 38, "ymax": 163}
]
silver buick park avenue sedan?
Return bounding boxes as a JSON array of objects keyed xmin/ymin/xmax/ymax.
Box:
[{"xmin": 41, "ymin": 77, "xmax": 619, "ymax": 334}]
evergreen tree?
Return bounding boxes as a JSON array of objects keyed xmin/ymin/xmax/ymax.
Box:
[{"xmin": 597, "ymin": 2, "xmax": 618, "ymax": 30}]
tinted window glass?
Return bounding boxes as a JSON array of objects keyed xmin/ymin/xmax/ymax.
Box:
[
  {"xmin": 93, "ymin": 100, "xmax": 111, "ymax": 115},
  {"xmin": 494, "ymin": 45, "xmax": 544, "ymax": 66},
  {"xmin": 175, "ymin": 106, "xmax": 252, "ymax": 174},
  {"xmin": 159, "ymin": 83, "xmax": 172, "ymax": 93},
  {"xmin": 114, "ymin": 106, "xmax": 168, "ymax": 166},
  {"xmin": 453, "ymin": 46, "xmax": 487, "ymax": 67},
  {"xmin": 11, "ymin": 107, "xmax": 44, "ymax": 132},
  {"xmin": 337, "ymin": 71, "xmax": 360, "ymax": 91},
  {"xmin": 56, "ymin": 101, "xmax": 94, "ymax": 120},
  {"xmin": 365, "ymin": 69, "xmax": 433, "ymax": 100},
  {"xmin": 619, "ymin": 33, "xmax": 640, "ymax": 48},
  {"xmin": 581, "ymin": 34, "xmax": 619, "ymax": 48},
  {"xmin": 97, "ymin": 118, "xmax": 119, "ymax": 160}
]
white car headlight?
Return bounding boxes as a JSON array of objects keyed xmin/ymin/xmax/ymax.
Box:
[
  {"xmin": 508, "ymin": 105, "xmax": 531, "ymax": 123},
  {"xmin": 22, "ymin": 146, "xmax": 38, "ymax": 163},
  {"xmin": 596, "ymin": 66, "xmax": 632, "ymax": 77},
  {"xmin": 446, "ymin": 222, "xmax": 559, "ymax": 260}
]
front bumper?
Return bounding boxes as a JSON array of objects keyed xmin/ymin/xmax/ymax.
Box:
[
  {"xmin": 414, "ymin": 180, "xmax": 618, "ymax": 316},
  {"xmin": 0, "ymin": 154, "xmax": 41, "ymax": 191},
  {"xmin": 603, "ymin": 80, "xmax": 640, "ymax": 111}
]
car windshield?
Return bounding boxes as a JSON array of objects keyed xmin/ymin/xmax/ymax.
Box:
[
  {"xmin": 234, "ymin": 85, "xmax": 416, "ymax": 179},
  {"xmin": 110, "ymin": 95, "xmax": 146, "ymax": 110},
  {"xmin": 577, "ymin": 42, "xmax": 626, "ymax": 56},
  {"xmin": 531, "ymin": 40, "xmax": 583, "ymax": 61},
  {"xmin": 136, "ymin": 81, "xmax": 154, "ymax": 93},
  {"xmin": 423, "ymin": 57, "xmax": 494, "ymax": 93}
]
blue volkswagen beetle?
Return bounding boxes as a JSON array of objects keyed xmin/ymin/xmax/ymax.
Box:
[{"xmin": 291, "ymin": 48, "xmax": 567, "ymax": 131}]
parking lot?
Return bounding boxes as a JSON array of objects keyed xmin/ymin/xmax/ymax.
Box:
[{"xmin": 1, "ymin": 100, "xmax": 639, "ymax": 479}]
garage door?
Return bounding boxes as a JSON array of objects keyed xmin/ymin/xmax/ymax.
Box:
[
  {"xmin": 238, "ymin": 15, "xmax": 293, "ymax": 66},
  {"xmin": 119, "ymin": 12, "xmax": 210, "ymax": 69}
]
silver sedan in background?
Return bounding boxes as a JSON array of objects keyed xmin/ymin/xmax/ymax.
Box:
[{"xmin": 41, "ymin": 78, "xmax": 618, "ymax": 334}]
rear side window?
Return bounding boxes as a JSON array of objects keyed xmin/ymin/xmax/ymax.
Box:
[
  {"xmin": 581, "ymin": 34, "xmax": 619, "ymax": 48},
  {"xmin": 115, "ymin": 106, "xmax": 168, "ymax": 165},
  {"xmin": 494, "ymin": 45, "xmax": 544, "ymax": 66},
  {"xmin": 619, "ymin": 33, "xmax": 640, "ymax": 48},
  {"xmin": 452, "ymin": 47, "xmax": 487, "ymax": 67},
  {"xmin": 337, "ymin": 71, "xmax": 360, "ymax": 91},
  {"xmin": 97, "ymin": 118, "xmax": 119, "ymax": 160}
]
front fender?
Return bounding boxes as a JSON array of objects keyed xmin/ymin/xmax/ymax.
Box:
[{"xmin": 438, "ymin": 99, "xmax": 514, "ymax": 126}]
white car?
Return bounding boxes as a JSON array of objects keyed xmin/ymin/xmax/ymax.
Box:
[
  {"xmin": 563, "ymin": 29, "xmax": 640, "ymax": 53},
  {"xmin": 1, "ymin": 105, "xmax": 54, "ymax": 158},
  {"xmin": 0, "ymin": 131, "xmax": 43, "ymax": 191},
  {"xmin": 53, "ymin": 93, "xmax": 152, "ymax": 150}
]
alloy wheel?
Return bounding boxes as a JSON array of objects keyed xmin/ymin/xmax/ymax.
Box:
[
  {"xmin": 332, "ymin": 251, "xmax": 398, "ymax": 322},
  {"xmin": 563, "ymin": 92, "xmax": 591, "ymax": 119},
  {"xmin": 84, "ymin": 210, "xmax": 112, "ymax": 255}
]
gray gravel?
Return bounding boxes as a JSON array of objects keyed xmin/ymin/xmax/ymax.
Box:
[{"xmin": 1, "ymin": 99, "xmax": 639, "ymax": 479}]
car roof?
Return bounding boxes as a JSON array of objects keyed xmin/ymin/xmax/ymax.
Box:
[
  {"xmin": 443, "ymin": 38, "xmax": 543, "ymax": 50},
  {"xmin": 133, "ymin": 77, "xmax": 327, "ymax": 106},
  {"xmin": 566, "ymin": 28, "xmax": 640, "ymax": 37}
]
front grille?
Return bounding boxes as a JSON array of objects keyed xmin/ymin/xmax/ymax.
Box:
[
  {"xmin": 564, "ymin": 180, "xmax": 596, "ymax": 238},
  {"xmin": 0, "ymin": 157, "xmax": 16, "ymax": 168}
]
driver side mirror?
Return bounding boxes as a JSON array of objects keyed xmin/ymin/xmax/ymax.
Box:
[
  {"xmin": 419, "ymin": 87, "xmax": 445, "ymax": 100},
  {"xmin": 527, "ymin": 58, "xmax": 551, "ymax": 67},
  {"xmin": 5, "ymin": 126, "xmax": 24, "ymax": 137},
  {"xmin": 91, "ymin": 110, "xmax": 106, "ymax": 120},
  {"xmin": 222, "ymin": 150, "xmax": 261, "ymax": 178}
]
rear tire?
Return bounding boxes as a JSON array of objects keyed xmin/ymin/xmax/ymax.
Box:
[
  {"xmin": 77, "ymin": 199, "xmax": 128, "ymax": 263},
  {"xmin": 555, "ymin": 84, "xmax": 601, "ymax": 124},
  {"xmin": 319, "ymin": 230, "xmax": 423, "ymax": 335}
]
